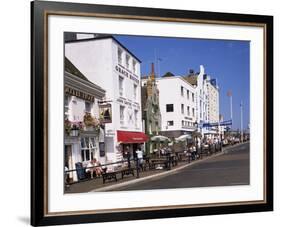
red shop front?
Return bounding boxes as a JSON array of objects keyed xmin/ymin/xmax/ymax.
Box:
[{"xmin": 117, "ymin": 130, "xmax": 148, "ymax": 157}]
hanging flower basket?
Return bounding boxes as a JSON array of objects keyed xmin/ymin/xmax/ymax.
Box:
[
  {"xmin": 83, "ymin": 113, "xmax": 100, "ymax": 132},
  {"xmin": 64, "ymin": 119, "xmax": 72, "ymax": 135},
  {"xmin": 65, "ymin": 120, "xmax": 84, "ymax": 136}
]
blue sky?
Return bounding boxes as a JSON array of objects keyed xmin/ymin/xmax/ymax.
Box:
[{"xmin": 115, "ymin": 35, "xmax": 250, "ymax": 131}]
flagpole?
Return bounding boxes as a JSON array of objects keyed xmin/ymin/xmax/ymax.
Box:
[
  {"xmin": 227, "ymin": 90, "xmax": 233, "ymax": 129},
  {"xmin": 154, "ymin": 49, "xmax": 157, "ymax": 76},
  {"xmin": 158, "ymin": 59, "xmax": 161, "ymax": 77},
  {"xmin": 240, "ymin": 101, "xmax": 243, "ymax": 142},
  {"xmin": 230, "ymin": 95, "xmax": 233, "ymax": 121}
]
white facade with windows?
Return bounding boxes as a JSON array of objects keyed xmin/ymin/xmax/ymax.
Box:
[
  {"xmin": 65, "ymin": 36, "xmax": 143, "ymax": 163},
  {"xmin": 64, "ymin": 60, "xmax": 106, "ymax": 182},
  {"xmin": 207, "ymin": 80, "xmax": 219, "ymax": 123},
  {"xmin": 155, "ymin": 65, "xmax": 220, "ymax": 138},
  {"xmin": 155, "ymin": 76, "xmax": 196, "ymax": 136},
  {"xmin": 185, "ymin": 65, "xmax": 220, "ymax": 136},
  {"xmin": 194, "ymin": 65, "xmax": 209, "ymax": 134}
]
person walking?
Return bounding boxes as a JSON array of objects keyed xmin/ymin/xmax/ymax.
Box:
[{"xmin": 135, "ymin": 146, "xmax": 144, "ymax": 171}]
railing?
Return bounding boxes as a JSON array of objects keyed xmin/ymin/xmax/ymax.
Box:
[
  {"xmin": 182, "ymin": 125, "xmax": 196, "ymax": 130},
  {"xmin": 64, "ymin": 143, "xmax": 226, "ymax": 187}
]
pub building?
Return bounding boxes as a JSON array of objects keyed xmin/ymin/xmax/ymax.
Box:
[
  {"xmin": 64, "ymin": 57, "xmax": 106, "ymax": 182},
  {"xmin": 65, "ymin": 34, "xmax": 148, "ymax": 167}
]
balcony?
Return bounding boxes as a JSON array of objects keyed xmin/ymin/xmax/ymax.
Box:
[{"xmin": 182, "ymin": 125, "xmax": 196, "ymax": 130}]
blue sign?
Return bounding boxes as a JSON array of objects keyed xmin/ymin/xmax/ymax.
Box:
[{"xmin": 202, "ymin": 120, "xmax": 232, "ymax": 128}]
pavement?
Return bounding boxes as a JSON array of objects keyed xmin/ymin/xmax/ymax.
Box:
[{"xmin": 65, "ymin": 142, "xmax": 249, "ymax": 193}]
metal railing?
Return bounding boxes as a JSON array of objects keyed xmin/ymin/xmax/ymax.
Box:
[{"xmin": 64, "ymin": 143, "xmax": 225, "ymax": 186}]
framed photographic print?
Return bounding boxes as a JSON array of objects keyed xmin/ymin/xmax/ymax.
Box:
[{"xmin": 31, "ymin": 0, "xmax": 273, "ymax": 226}]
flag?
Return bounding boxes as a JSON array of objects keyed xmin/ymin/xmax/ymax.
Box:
[{"xmin": 227, "ymin": 90, "xmax": 232, "ymax": 97}]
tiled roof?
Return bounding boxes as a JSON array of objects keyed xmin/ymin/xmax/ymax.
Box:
[{"xmin": 65, "ymin": 57, "xmax": 90, "ymax": 82}]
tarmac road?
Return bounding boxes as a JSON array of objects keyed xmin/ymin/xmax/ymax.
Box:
[{"xmin": 112, "ymin": 142, "xmax": 250, "ymax": 191}]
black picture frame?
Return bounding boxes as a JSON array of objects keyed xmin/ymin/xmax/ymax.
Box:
[{"xmin": 31, "ymin": 0, "xmax": 273, "ymax": 226}]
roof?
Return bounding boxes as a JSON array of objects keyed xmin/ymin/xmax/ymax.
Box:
[
  {"xmin": 162, "ymin": 72, "xmax": 175, "ymax": 78},
  {"xmin": 65, "ymin": 57, "xmax": 90, "ymax": 82},
  {"xmin": 183, "ymin": 74, "xmax": 198, "ymax": 86},
  {"xmin": 65, "ymin": 35, "xmax": 142, "ymax": 63},
  {"xmin": 64, "ymin": 57, "xmax": 105, "ymax": 92}
]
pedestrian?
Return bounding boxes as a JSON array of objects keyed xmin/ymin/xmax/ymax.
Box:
[
  {"xmin": 135, "ymin": 146, "xmax": 144, "ymax": 170},
  {"xmin": 125, "ymin": 146, "xmax": 131, "ymax": 169},
  {"xmin": 92, "ymin": 158, "xmax": 103, "ymax": 177},
  {"xmin": 86, "ymin": 160, "xmax": 95, "ymax": 179}
]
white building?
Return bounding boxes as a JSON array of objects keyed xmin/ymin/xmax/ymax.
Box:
[
  {"xmin": 207, "ymin": 78, "xmax": 219, "ymax": 123},
  {"xmin": 185, "ymin": 65, "xmax": 220, "ymax": 137},
  {"xmin": 64, "ymin": 57, "xmax": 106, "ymax": 182},
  {"xmin": 65, "ymin": 35, "xmax": 147, "ymax": 164},
  {"xmin": 152, "ymin": 73, "xmax": 196, "ymax": 138}
]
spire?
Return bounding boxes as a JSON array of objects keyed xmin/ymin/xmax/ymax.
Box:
[{"xmin": 151, "ymin": 62, "xmax": 155, "ymax": 81}]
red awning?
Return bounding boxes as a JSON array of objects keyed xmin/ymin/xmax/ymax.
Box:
[{"xmin": 117, "ymin": 130, "xmax": 149, "ymax": 143}]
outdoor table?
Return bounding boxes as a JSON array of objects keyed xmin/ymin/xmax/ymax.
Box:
[{"xmin": 149, "ymin": 158, "xmax": 169, "ymax": 169}]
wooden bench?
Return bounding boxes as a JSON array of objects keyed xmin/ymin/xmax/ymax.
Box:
[
  {"xmin": 102, "ymin": 171, "xmax": 118, "ymax": 184},
  {"xmin": 102, "ymin": 168, "xmax": 135, "ymax": 184},
  {"xmin": 121, "ymin": 168, "xmax": 135, "ymax": 179}
]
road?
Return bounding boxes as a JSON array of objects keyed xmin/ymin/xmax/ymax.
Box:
[{"xmin": 112, "ymin": 142, "xmax": 250, "ymax": 191}]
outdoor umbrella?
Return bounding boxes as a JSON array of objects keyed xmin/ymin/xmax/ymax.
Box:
[
  {"xmin": 150, "ymin": 135, "xmax": 170, "ymax": 142},
  {"xmin": 150, "ymin": 135, "xmax": 170, "ymax": 158},
  {"xmin": 175, "ymin": 134, "xmax": 192, "ymax": 142}
]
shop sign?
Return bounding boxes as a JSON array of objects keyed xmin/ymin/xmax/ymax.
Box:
[
  {"xmin": 65, "ymin": 86, "xmax": 95, "ymax": 102},
  {"xmin": 115, "ymin": 65, "xmax": 139, "ymax": 84},
  {"xmin": 99, "ymin": 103, "xmax": 112, "ymax": 124}
]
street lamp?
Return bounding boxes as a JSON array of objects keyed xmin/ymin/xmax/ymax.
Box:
[{"xmin": 194, "ymin": 121, "xmax": 199, "ymax": 156}]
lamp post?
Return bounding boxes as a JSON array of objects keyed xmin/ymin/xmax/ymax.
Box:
[{"xmin": 194, "ymin": 121, "xmax": 199, "ymax": 156}]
